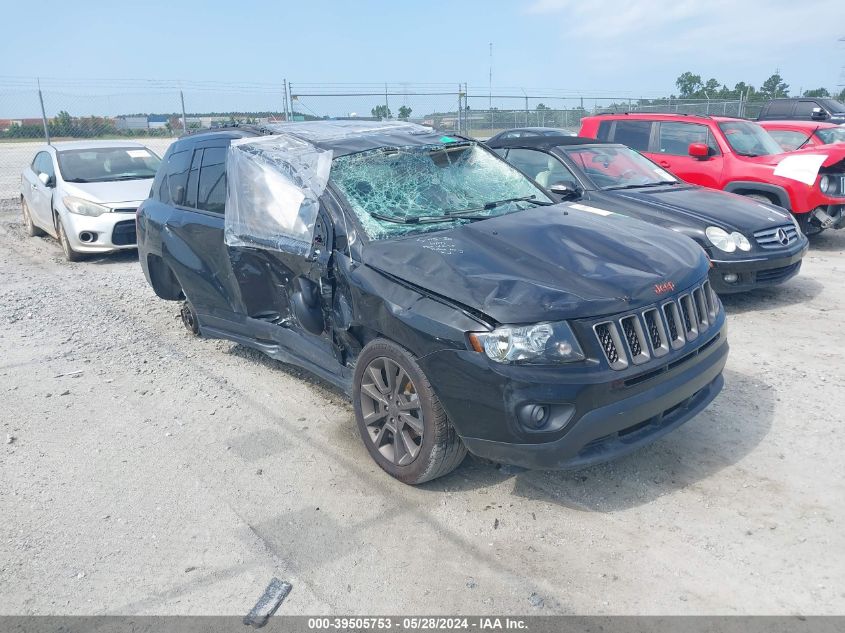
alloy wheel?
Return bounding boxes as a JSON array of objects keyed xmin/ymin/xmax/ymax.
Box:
[{"xmin": 359, "ymin": 356, "xmax": 424, "ymax": 466}]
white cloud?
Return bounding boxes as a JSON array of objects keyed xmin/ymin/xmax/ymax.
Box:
[{"xmin": 524, "ymin": 0, "xmax": 844, "ymax": 85}]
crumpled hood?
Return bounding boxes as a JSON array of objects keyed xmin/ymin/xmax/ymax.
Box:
[
  {"xmin": 362, "ymin": 205, "xmax": 708, "ymax": 324},
  {"xmin": 745, "ymin": 144, "xmax": 845, "ymax": 168},
  {"xmin": 60, "ymin": 178, "xmax": 153, "ymax": 207},
  {"xmin": 602, "ymin": 185, "xmax": 794, "ymax": 233}
]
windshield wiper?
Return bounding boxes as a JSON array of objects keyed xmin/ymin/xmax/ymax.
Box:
[
  {"xmin": 443, "ymin": 194, "xmax": 551, "ymax": 216},
  {"xmin": 368, "ymin": 195, "xmax": 550, "ymax": 225},
  {"xmin": 735, "ymin": 151, "xmax": 761, "ymax": 157},
  {"xmin": 64, "ymin": 178, "xmax": 92, "ymax": 183},
  {"xmin": 605, "ymin": 181, "xmax": 677, "ymax": 190},
  {"xmin": 369, "ymin": 211, "xmax": 488, "ymax": 225}
]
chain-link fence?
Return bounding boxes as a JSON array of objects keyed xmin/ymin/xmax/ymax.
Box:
[{"xmin": 0, "ymin": 78, "xmax": 769, "ymax": 200}]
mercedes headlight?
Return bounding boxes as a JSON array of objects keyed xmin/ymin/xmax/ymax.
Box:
[
  {"xmin": 63, "ymin": 196, "xmax": 109, "ymax": 217},
  {"xmin": 469, "ymin": 321, "xmax": 585, "ymax": 364},
  {"xmin": 705, "ymin": 226, "xmax": 751, "ymax": 253}
]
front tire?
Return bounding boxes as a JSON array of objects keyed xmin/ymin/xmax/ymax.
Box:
[
  {"xmin": 56, "ymin": 217, "xmax": 83, "ymax": 262},
  {"xmin": 743, "ymin": 193, "xmax": 776, "ymax": 205},
  {"xmin": 21, "ymin": 199, "xmax": 45, "ymax": 237},
  {"xmin": 353, "ymin": 339, "xmax": 466, "ymax": 485}
]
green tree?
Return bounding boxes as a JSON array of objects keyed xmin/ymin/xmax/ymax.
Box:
[
  {"xmin": 760, "ymin": 72, "xmax": 789, "ymax": 98},
  {"xmin": 536, "ymin": 103, "xmax": 550, "ymax": 110},
  {"xmin": 397, "ymin": 105, "xmax": 412, "ymax": 120},
  {"xmin": 838, "ymin": 88, "xmax": 845, "ymax": 101},
  {"xmin": 371, "ymin": 104, "xmax": 391, "ymax": 119},
  {"xmin": 676, "ymin": 72, "xmax": 704, "ymax": 98},
  {"xmin": 703, "ymin": 78, "xmax": 720, "ymax": 96},
  {"xmin": 54, "ymin": 110, "xmax": 73, "ymax": 136},
  {"xmin": 803, "ymin": 87, "xmax": 830, "ymax": 98}
]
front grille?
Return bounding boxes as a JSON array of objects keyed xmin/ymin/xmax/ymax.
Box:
[
  {"xmin": 593, "ymin": 281, "xmax": 719, "ymax": 371},
  {"xmin": 753, "ymin": 224, "xmax": 799, "ymax": 249},
  {"xmin": 594, "ymin": 322, "xmax": 627, "ymax": 370},
  {"xmin": 112, "ymin": 207, "xmax": 138, "ymax": 214},
  {"xmin": 111, "ymin": 220, "xmax": 137, "ymax": 246},
  {"xmin": 756, "ymin": 261, "xmax": 801, "ymax": 283}
]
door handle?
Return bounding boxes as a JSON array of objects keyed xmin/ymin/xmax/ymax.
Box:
[
  {"xmin": 30, "ymin": 183, "xmax": 37, "ymax": 189},
  {"xmin": 658, "ymin": 161, "xmax": 671, "ymax": 168}
]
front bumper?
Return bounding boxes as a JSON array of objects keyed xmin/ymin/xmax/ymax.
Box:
[
  {"xmin": 708, "ymin": 242, "xmax": 808, "ymax": 293},
  {"xmin": 60, "ymin": 210, "xmax": 138, "ymax": 253},
  {"xmin": 419, "ymin": 321, "xmax": 728, "ymax": 471}
]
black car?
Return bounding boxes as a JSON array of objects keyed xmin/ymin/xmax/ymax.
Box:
[
  {"xmin": 487, "ymin": 126, "xmax": 577, "ymax": 143},
  {"xmin": 756, "ymin": 97, "xmax": 845, "ymax": 125},
  {"xmin": 137, "ymin": 121, "xmax": 728, "ymax": 484},
  {"xmin": 488, "ymin": 135, "xmax": 809, "ymax": 294}
]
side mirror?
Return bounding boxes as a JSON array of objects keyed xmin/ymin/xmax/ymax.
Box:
[
  {"xmin": 38, "ymin": 172, "xmax": 53, "ymax": 187},
  {"xmin": 811, "ymin": 107, "xmax": 828, "ymax": 120},
  {"xmin": 688, "ymin": 142, "xmax": 710, "ymax": 160},
  {"xmin": 549, "ymin": 182, "xmax": 580, "ymax": 199}
]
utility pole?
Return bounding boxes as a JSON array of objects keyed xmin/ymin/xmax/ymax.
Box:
[
  {"xmin": 180, "ymin": 90, "xmax": 188, "ymax": 136},
  {"xmin": 37, "ymin": 78, "xmax": 50, "ymax": 145},
  {"xmin": 489, "ymin": 43, "xmax": 493, "ymax": 134},
  {"xmin": 283, "ymin": 79, "xmax": 289, "ymax": 121}
]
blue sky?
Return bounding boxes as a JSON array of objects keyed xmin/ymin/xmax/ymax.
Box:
[{"xmin": 0, "ymin": 0, "xmax": 843, "ymax": 117}]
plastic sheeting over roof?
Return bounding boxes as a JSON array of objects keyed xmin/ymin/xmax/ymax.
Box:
[{"xmin": 224, "ymin": 120, "xmax": 439, "ymax": 254}]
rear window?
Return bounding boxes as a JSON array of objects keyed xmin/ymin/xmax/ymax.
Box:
[{"xmin": 611, "ymin": 121, "xmax": 652, "ymax": 151}]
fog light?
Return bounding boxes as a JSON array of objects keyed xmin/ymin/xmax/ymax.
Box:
[
  {"xmin": 723, "ymin": 273, "xmax": 739, "ymax": 284},
  {"xmin": 517, "ymin": 403, "xmax": 549, "ymax": 430}
]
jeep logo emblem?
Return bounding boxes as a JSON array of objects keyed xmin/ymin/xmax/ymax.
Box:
[{"xmin": 654, "ymin": 281, "xmax": 675, "ymax": 295}]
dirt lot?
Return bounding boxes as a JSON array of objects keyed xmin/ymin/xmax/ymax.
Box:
[{"xmin": 0, "ymin": 198, "xmax": 843, "ymax": 616}]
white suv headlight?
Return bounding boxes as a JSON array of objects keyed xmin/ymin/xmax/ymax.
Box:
[
  {"xmin": 705, "ymin": 226, "xmax": 751, "ymax": 253},
  {"xmin": 63, "ymin": 196, "xmax": 109, "ymax": 217},
  {"xmin": 469, "ymin": 321, "xmax": 585, "ymax": 364}
]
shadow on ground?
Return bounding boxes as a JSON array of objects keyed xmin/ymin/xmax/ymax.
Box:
[
  {"xmin": 424, "ymin": 367, "xmax": 773, "ymax": 512},
  {"xmin": 720, "ymin": 277, "xmax": 824, "ymax": 314}
]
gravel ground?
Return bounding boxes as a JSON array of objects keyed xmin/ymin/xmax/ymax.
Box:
[{"xmin": 0, "ymin": 197, "xmax": 843, "ymax": 616}]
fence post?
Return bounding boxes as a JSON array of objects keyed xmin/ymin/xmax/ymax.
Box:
[
  {"xmin": 457, "ymin": 84, "xmax": 463, "ymax": 133},
  {"xmin": 37, "ymin": 78, "xmax": 51, "ymax": 145},
  {"xmin": 384, "ymin": 83, "xmax": 389, "ymax": 119},
  {"xmin": 180, "ymin": 90, "xmax": 188, "ymax": 135}
]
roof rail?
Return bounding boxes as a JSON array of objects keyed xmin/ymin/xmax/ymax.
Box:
[{"xmin": 592, "ymin": 111, "xmax": 714, "ymax": 119}]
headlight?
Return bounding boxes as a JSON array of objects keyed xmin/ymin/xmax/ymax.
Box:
[
  {"xmin": 63, "ymin": 196, "xmax": 109, "ymax": 217},
  {"xmin": 705, "ymin": 226, "xmax": 751, "ymax": 252},
  {"xmin": 469, "ymin": 321, "xmax": 585, "ymax": 364},
  {"xmin": 820, "ymin": 175, "xmax": 830, "ymax": 193}
]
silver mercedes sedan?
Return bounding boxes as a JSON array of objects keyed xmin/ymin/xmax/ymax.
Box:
[{"xmin": 20, "ymin": 140, "xmax": 161, "ymax": 261}]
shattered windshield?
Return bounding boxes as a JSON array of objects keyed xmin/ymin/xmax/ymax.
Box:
[
  {"xmin": 331, "ymin": 142, "xmax": 553, "ymax": 239},
  {"xmin": 564, "ymin": 146, "xmax": 677, "ymax": 190}
]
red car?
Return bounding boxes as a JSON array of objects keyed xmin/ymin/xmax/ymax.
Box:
[
  {"xmin": 758, "ymin": 120, "xmax": 845, "ymax": 151},
  {"xmin": 579, "ymin": 113, "xmax": 845, "ymax": 234}
]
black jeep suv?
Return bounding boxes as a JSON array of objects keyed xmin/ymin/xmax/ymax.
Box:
[{"xmin": 137, "ymin": 121, "xmax": 728, "ymax": 484}]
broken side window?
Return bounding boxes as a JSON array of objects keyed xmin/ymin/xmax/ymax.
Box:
[{"xmin": 225, "ymin": 134, "xmax": 333, "ymax": 256}]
